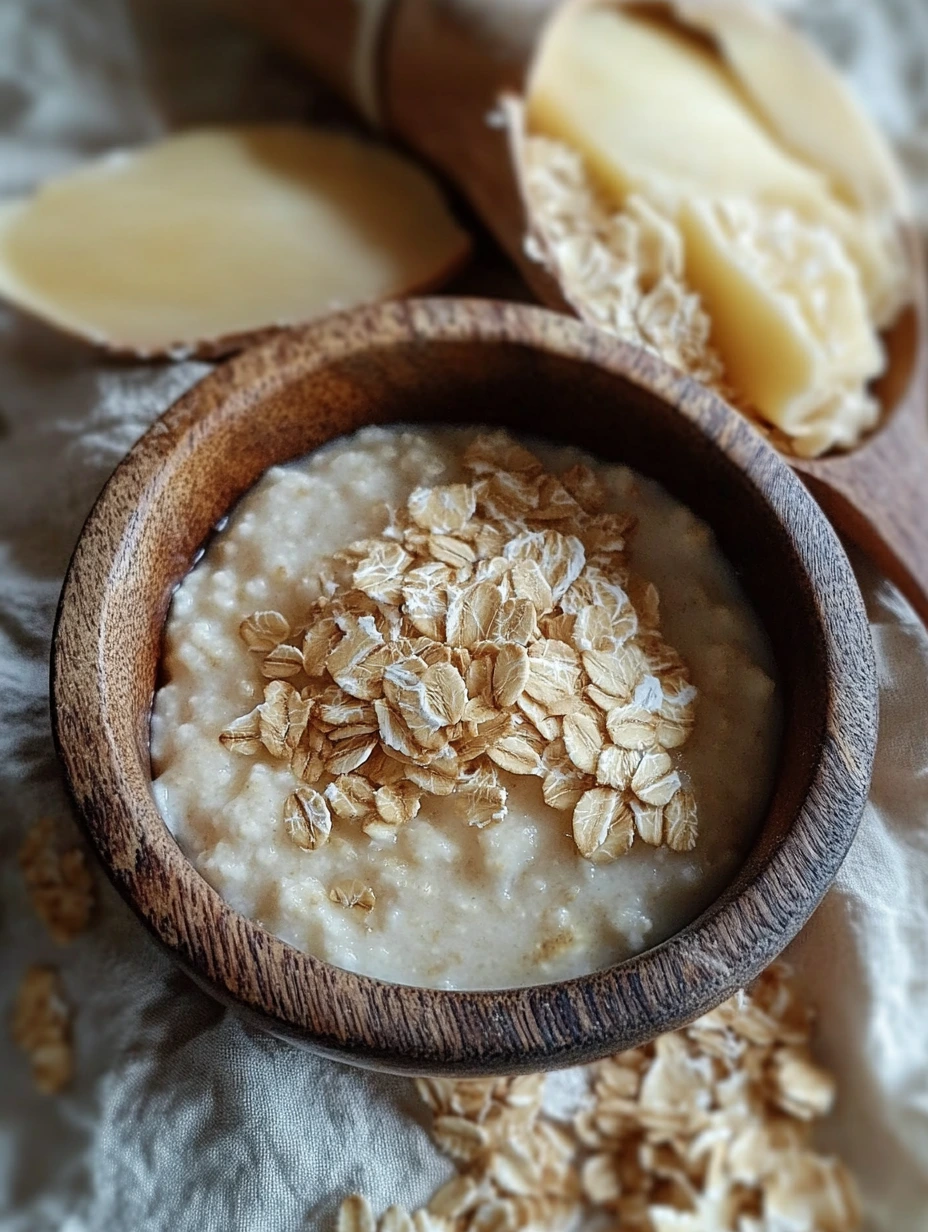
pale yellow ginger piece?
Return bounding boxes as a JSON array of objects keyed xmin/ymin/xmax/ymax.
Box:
[
  {"xmin": 679, "ymin": 0, "xmax": 909, "ymax": 242},
  {"xmin": 0, "ymin": 126, "xmax": 470, "ymax": 354},
  {"xmin": 528, "ymin": 8, "xmax": 835, "ymax": 209},
  {"xmin": 679, "ymin": 196, "xmax": 883, "ymax": 455},
  {"xmin": 525, "ymin": 5, "xmax": 910, "ymax": 456},
  {"xmin": 525, "ymin": 4, "xmax": 892, "ymax": 288}
]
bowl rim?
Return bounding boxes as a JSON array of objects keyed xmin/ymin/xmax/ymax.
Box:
[{"xmin": 51, "ymin": 297, "xmax": 877, "ymax": 1075}]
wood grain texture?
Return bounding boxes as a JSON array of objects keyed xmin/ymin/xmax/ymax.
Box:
[
  {"xmin": 383, "ymin": 0, "xmax": 567, "ymax": 310},
  {"xmin": 792, "ymin": 288, "xmax": 928, "ymax": 627},
  {"xmin": 215, "ymin": 0, "xmax": 928, "ymax": 624},
  {"xmin": 52, "ymin": 298, "xmax": 877, "ymax": 1075}
]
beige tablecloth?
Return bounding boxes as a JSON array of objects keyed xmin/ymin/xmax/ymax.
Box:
[{"xmin": 1, "ymin": 0, "xmax": 927, "ymax": 1228}]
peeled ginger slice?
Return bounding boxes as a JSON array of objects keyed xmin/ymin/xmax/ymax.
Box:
[
  {"xmin": 525, "ymin": 4, "xmax": 910, "ymax": 454},
  {"xmin": 679, "ymin": 198, "xmax": 884, "ymax": 450},
  {"xmin": 675, "ymin": 0, "xmax": 908, "ymax": 219},
  {"xmin": 528, "ymin": 8, "xmax": 834, "ymax": 216},
  {"xmin": 0, "ymin": 126, "xmax": 470, "ymax": 355}
]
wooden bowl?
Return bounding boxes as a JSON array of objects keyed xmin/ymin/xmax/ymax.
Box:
[{"xmin": 52, "ymin": 298, "xmax": 877, "ymax": 1076}]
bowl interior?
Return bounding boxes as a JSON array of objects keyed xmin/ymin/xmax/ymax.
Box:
[
  {"xmin": 141, "ymin": 332, "xmax": 824, "ymax": 892},
  {"xmin": 53, "ymin": 301, "xmax": 876, "ymax": 1074}
]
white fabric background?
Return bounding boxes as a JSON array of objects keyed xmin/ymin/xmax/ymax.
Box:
[{"xmin": 0, "ymin": 1, "xmax": 927, "ymax": 1228}]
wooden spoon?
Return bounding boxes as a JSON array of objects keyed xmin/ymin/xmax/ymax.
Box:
[{"xmin": 218, "ymin": 0, "xmax": 928, "ymax": 624}]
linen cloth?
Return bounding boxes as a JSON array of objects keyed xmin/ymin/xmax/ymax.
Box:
[{"xmin": 1, "ymin": 0, "xmax": 927, "ymax": 1228}]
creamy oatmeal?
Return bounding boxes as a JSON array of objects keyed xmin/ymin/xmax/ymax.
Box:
[{"xmin": 150, "ymin": 426, "xmax": 779, "ymax": 989}]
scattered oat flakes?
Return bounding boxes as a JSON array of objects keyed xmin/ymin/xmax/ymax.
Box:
[
  {"xmin": 562, "ymin": 709, "xmax": 602, "ymax": 775},
  {"xmin": 377, "ymin": 1208, "xmax": 414, "ymax": 1232},
  {"xmin": 19, "ymin": 817, "xmax": 94, "ymax": 944},
  {"xmin": 487, "ymin": 734, "xmax": 543, "ymax": 777},
  {"xmin": 338, "ymin": 1194, "xmax": 376, "ymax": 1232},
  {"xmin": 11, "ymin": 966, "xmax": 73, "ymax": 1094},
  {"xmin": 457, "ymin": 763, "xmax": 508, "ymax": 829},
  {"xmin": 259, "ymin": 680, "xmax": 311, "ymax": 758},
  {"xmin": 572, "ymin": 787, "xmax": 634, "ymax": 861},
  {"xmin": 664, "ymin": 790, "xmax": 698, "ymax": 853},
  {"xmin": 325, "ymin": 774, "xmax": 376, "ymax": 821},
  {"xmin": 284, "ymin": 787, "xmax": 331, "ymax": 850},
  {"xmin": 219, "ymin": 708, "xmax": 263, "ymax": 755},
  {"xmin": 330, "ymin": 880, "xmax": 376, "ymax": 912},
  {"xmin": 303, "ymin": 617, "xmax": 340, "ymax": 675},
  {"xmin": 239, "ymin": 609, "xmax": 291, "ymax": 652},
  {"xmin": 492, "ymin": 643, "xmax": 530, "ymax": 709},
  {"xmin": 354, "ymin": 541, "xmax": 414, "ymax": 605},
  {"xmin": 375, "ymin": 782, "xmax": 422, "ymax": 826},
  {"xmin": 334, "ymin": 966, "xmax": 859, "ymax": 1232},
  {"xmin": 261, "ymin": 642, "xmax": 304, "ymax": 679},
  {"xmin": 409, "ymin": 484, "xmax": 477, "ymax": 534}
]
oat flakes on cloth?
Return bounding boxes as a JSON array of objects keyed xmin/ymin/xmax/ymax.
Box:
[{"xmin": 1, "ymin": 0, "xmax": 927, "ymax": 1229}]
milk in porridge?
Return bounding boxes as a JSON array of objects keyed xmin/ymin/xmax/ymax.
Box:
[{"xmin": 150, "ymin": 426, "xmax": 779, "ymax": 989}]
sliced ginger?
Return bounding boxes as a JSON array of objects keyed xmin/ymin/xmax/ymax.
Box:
[
  {"xmin": 0, "ymin": 126, "xmax": 470, "ymax": 355},
  {"xmin": 525, "ymin": 4, "xmax": 911, "ymax": 455},
  {"xmin": 529, "ymin": 8, "xmax": 835, "ymax": 217}
]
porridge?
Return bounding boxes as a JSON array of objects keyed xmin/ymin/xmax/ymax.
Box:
[{"xmin": 150, "ymin": 426, "xmax": 780, "ymax": 989}]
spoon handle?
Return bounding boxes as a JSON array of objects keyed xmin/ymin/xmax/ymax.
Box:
[{"xmin": 794, "ymin": 372, "xmax": 928, "ymax": 628}]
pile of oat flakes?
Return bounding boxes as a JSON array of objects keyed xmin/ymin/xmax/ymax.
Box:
[
  {"xmin": 221, "ymin": 432, "xmax": 699, "ymax": 909},
  {"xmin": 519, "ymin": 130, "xmax": 726, "ymax": 394},
  {"xmin": 336, "ymin": 965, "xmax": 860, "ymax": 1232}
]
